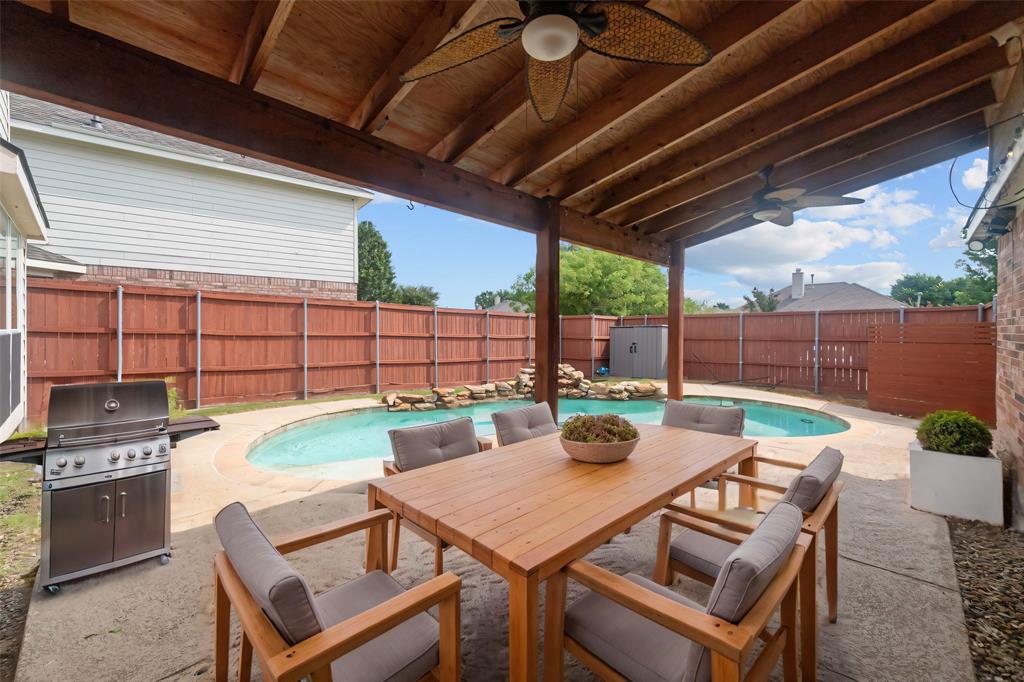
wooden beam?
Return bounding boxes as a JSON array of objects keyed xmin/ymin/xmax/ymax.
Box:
[
  {"xmin": 682, "ymin": 124, "xmax": 988, "ymax": 246},
  {"xmin": 49, "ymin": 0, "xmax": 69, "ymax": 21},
  {"xmin": 632, "ymin": 44, "xmax": 1008, "ymax": 235},
  {"xmin": 229, "ymin": 0, "xmax": 295, "ymax": 88},
  {"xmin": 667, "ymin": 241, "xmax": 684, "ymax": 401},
  {"xmin": 535, "ymin": 199, "xmax": 561, "ymax": 421},
  {"xmin": 347, "ymin": 1, "xmax": 484, "ymax": 132},
  {"xmin": 551, "ymin": 0, "xmax": 927, "ymax": 203},
  {"xmin": 491, "ymin": 1, "xmax": 796, "ymax": 187},
  {"xmin": 427, "ymin": 70, "xmax": 525, "ymax": 164},
  {"xmin": 589, "ymin": 1, "xmax": 1024, "ymax": 221},
  {"xmin": 650, "ymin": 87, "xmax": 993, "ymax": 241},
  {"xmin": 0, "ymin": 3, "xmax": 669, "ymax": 265}
]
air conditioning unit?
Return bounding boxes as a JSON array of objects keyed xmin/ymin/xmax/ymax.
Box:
[{"xmin": 609, "ymin": 325, "xmax": 668, "ymax": 379}]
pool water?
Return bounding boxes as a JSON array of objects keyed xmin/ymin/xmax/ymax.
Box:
[{"xmin": 247, "ymin": 396, "xmax": 849, "ymax": 471}]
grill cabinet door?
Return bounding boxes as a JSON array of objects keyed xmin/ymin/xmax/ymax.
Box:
[
  {"xmin": 113, "ymin": 471, "xmax": 167, "ymax": 561},
  {"xmin": 48, "ymin": 481, "xmax": 116, "ymax": 578}
]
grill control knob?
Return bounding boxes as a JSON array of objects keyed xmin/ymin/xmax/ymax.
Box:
[
  {"xmin": 142, "ymin": 446, "xmax": 153, "ymax": 457},
  {"xmin": 55, "ymin": 457, "xmax": 68, "ymax": 468},
  {"xmin": 126, "ymin": 448, "xmax": 137, "ymax": 460},
  {"xmin": 73, "ymin": 456, "xmax": 86, "ymax": 467},
  {"xmin": 158, "ymin": 444, "xmax": 168, "ymax": 455},
  {"xmin": 109, "ymin": 451, "xmax": 120, "ymax": 463}
]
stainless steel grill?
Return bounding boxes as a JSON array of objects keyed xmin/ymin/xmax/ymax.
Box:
[{"xmin": 40, "ymin": 380, "xmax": 172, "ymax": 593}]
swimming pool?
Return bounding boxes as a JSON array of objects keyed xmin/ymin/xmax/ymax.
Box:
[{"xmin": 247, "ymin": 396, "xmax": 849, "ymax": 473}]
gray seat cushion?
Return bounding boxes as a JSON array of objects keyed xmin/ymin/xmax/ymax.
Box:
[
  {"xmin": 662, "ymin": 400, "xmax": 745, "ymax": 437},
  {"xmin": 492, "ymin": 402, "xmax": 558, "ymax": 446},
  {"xmin": 565, "ymin": 573, "xmax": 704, "ymax": 682},
  {"xmin": 214, "ymin": 502, "xmax": 323, "ymax": 645},
  {"xmin": 388, "ymin": 416, "xmax": 480, "ymax": 472},
  {"xmin": 319, "ymin": 571, "xmax": 439, "ymax": 682},
  {"xmin": 781, "ymin": 446, "xmax": 844, "ymax": 512},
  {"xmin": 669, "ymin": 528, "xmax": 736, "ymax": 579}
]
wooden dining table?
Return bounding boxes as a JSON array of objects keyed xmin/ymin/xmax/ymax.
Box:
[{"xmin": 367, "ymin": 422, "xmax": 758, "ymax": 681}]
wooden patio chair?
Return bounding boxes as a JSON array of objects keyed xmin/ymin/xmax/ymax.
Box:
[
  {"xmin": 661, "ymin": 399, "xmax": 746, "ymax": 506},
  {"xmin": 491, "ymin": 401, "xmax": 558, "ymax": 446},
  {"xmin": 212, "ymin": 502, "xmax": 461, "ymax": 682},
  {"xmin": 544, "ymin": 502, "xmax": 811, "ymax": 682},
  {"xmin": 383, "ymin": 417, "xmax": 492, "ymax": 575}
]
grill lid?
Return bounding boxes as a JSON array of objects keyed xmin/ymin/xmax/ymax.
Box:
[{"xmin": 46, "ymin": 381, "xmax": 170, "ymax": 448}]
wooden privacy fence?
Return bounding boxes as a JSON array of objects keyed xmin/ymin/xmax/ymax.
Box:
[
  {"xmin": 23, "ymin": 278, "xmax": 992, "ymax": 423},
  {"xmin": 867, "ymin": 323, "xmax": 996, "ymax": 423}
]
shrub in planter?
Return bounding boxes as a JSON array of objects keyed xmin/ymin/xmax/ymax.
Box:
[
  {"xmin": 560, "ymin": 414, "xmax": 639, "ymax": 464},
  {"xmin": 915, "ymin": 410, "xmax": 991, "ymax": 457}
]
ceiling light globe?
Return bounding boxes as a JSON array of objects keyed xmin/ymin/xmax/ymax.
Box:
[
  {"xmin": 522, "ymin": 14, "xmax": 579, "ymax": 61},
  {"xmin": 752, "ymin": 208, "xmax": 782, "ymax": 222},
  {"xmin": 968, "ymin": 239, "xmax": 986, "ymax": 252}
]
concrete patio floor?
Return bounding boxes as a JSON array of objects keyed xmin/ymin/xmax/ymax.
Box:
[{"xmin": 15, "ymin": 386, "xmax": 977, "ymax": 681}]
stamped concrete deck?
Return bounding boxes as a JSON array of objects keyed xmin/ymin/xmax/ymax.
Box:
[{"xmin": 16, "ymin": 385, "xmax": 976, "ymax": 681}]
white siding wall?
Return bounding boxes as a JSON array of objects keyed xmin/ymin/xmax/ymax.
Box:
[{"xmin": 13, "ymin": 129, "xmax": 358, "ymax": 282}]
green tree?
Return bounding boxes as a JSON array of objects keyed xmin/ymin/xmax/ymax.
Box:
[
  {"xmin": 394, "ymin": 284, "xmax": 440, "ymax": 307},
  {"xmin": 890, "ymin": 273, "xmax": 953, "ymax": 307},
  {"xmin": 951, "ymin": 245, "xmax": 997, "ymax": 305},
  {"xmin": 474, "ymin": 289, "xmax": 516, "ymax": 310},
  {"xmin": 713, "ymin": 302, "xmax": 732, "ymax": 311},
  {"xmin": 743, "ymin": 287, "xmax": 779, "ymax": 312},
  {"xmin": 357, "ymin": 221, "xmax": 396, "ymax": 302}
]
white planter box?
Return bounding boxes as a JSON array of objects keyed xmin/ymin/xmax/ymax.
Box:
[{"xmin": 909, "ymin": 440, "xmax": 1003, "ymax": 525}]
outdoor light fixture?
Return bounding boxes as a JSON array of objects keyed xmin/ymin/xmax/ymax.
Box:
[
  {"xmin": 968, "ymin": 239, "xmax": 987, "ymax": 252},
  {"xmin": 521, "ymin": 14, "xmax": 579, "ymax": 61},
  {"xmin": 752, "ymin": 208, "xmax": 783, "ymax": 222}
]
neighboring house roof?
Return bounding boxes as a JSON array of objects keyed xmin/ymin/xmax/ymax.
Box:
[
  {"xmin": 0, "ymin": 136, "xmax": 49, "ymax": 239},
  {"xmin": 9, "ymin": 95, "xmax": 374, "ymax": 205},
  {"xmin": 26, "ymin": 244, "xmax": 85, "ymax": 274},
  {"xmin": 485, "ymin": 299, "xmax": 527, "ymax": 313},
  {"xmin": 772, "ymin": 282, "xmax": 906, "ymax": 311}
]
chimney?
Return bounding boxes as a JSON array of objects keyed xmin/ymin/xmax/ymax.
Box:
[
  {"xmin": 809, "ymin": 273, "xmax": 815, "ymax": 288},
  {"xmin": 792, "ymin": 268, "xmax": 805, "ymax": 299}
]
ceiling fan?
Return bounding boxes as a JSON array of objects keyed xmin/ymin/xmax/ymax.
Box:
[
  {"xmin": 709, "ymin": 165, "xmax": 867, "ymax": 229},
  {"xmin": 401, "ymin": 1, "xmax": 712, "ymax": 122}
]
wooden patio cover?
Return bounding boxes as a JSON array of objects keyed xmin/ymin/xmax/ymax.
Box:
[{"xmin": 2, "ymin": 0, "xmax": 1020, "ymax": 413}]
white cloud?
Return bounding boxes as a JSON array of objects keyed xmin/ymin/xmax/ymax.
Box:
[
  {"xmin": 807, "ymin": 262, "xmax": 905, "ymax": 292},
  {"xmin": 961, "ymin": 158, "xmax": 988, "ymax": 191},
  {"xmin": 928, "ymin": 207, "xmax": 969, "ymax": 251},
  {"xmin": 368, "ymin": 192, "xmax": 407, "ymax": 205},
  {"xmin": 686, "ymin": 288, "xmax": 718, "ymax": 301},
  {"xmin": 802, "ymin": 185, "xmax": 932, "ymax": 229}
]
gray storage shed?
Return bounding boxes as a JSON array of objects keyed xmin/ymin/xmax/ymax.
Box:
[{"xmin": 609, "ymin": 325, "xmax": 668, "ymax": 379}]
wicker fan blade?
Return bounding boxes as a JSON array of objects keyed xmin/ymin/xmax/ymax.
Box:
[
  {"xmin": 401, "ymin": 18, "xmax": 520, "ymax": 82},
  {"xmin": 527, "ymin": 53, "xmax": 574, "ymax": 122},
  {"xmin": 763, "ymin": 187, "xmax": 806, "ymax": 202},
  {"xmin": 770, "ymin": 206, "xmax": 795, "ymax": 227},
  {"xmin": 578, "ymin": 2, "xmax": 712, "ymax": 66},
  {"xmin": 789, "ymin": 195, "xmax": 865, "ymax": 209}
]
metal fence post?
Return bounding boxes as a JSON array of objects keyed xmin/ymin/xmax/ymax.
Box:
[
  {"xmin": 302, "ymin": 298, "xmax": 308, "ymax": 400},
  {"xmin": 643, "ymin": 314, "xmax": 649, "ymax": 324},
  {"xmin": 195, "ymin": 291, "xmax": 202, "ymax": 409},
  {"xmin": 116, "ymin": 285, "xmax": 123, "ymax": 382},
  {"xmin": 899, "ymin": 306, "xmax": 905, "ymax": 324},
  {"xmin": 590, "ymin": 314, "xmax": 596, "ymax": 378},
  {"xmin": 485, "ymin": 311, "xmax": 491, "ymax": 383},
  {"xmin": 375, "ymin": 300, "xmax": 381, "ymax": 393},
  {"xmin": 813, "ymin": 309, "xmax": 821, "ymax": 394},
  {"xmin": 977, "ymin": 302, "xmax": 984, "ymax": 322},
  {"xmin": 992, "ymin": 294, "xmax": 998, "ymax": 322},
  {"xmin": 433, "ymin": 306, "xmax": 439, "ymax": 387},
  {"xmin": 737, "ymin": 311, "xmax": 744, "ymax": 384}
]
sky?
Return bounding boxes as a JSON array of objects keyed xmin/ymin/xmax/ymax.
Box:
[{"xmin": 360, "ymin": 151, "xmax": 990, "ymax": 309}]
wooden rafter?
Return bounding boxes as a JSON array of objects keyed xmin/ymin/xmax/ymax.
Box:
[
  {"xmin": 687, "ymin": 131, "xmax": 988, "ymax": 247},
  {"xmin": 427, "ymin": 67, "xmax": 525, "ymax": 164},
  {"xmin": 650, "ymin": 86, "xmax": 994, "ymax": 241},
  {"xmin": 347, "ymin": 0, "xmax": 486, "ymax": 132},
  {"xmin": 49, "ymin": 0, "xmax": 69, "ymax": 21},
  {"xmin": 598, "ymin": 1, "xmax": 1023, "ymax": 223},
  {"xmin": 633, "ymin": 45, "xmax": 1008, "ymax": 235},
  {"xmin": 551, "ymin": 0, "xmax": 929, "ymax": 203},
  {"xmin": 229, "ymin": 0, "xmax": 295, "ymax": 89},
  {"xmin": 0, "ymin": 2, "xmax": 670, "ymax": 265},
  {"xmin": 489, "ymin": 1, "xmax": 796, "ymax": 187}
]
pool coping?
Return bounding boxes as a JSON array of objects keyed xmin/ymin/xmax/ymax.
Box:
[{"xmin": 212, "ymin": 385, "xmax": 870, "ymax": 491}]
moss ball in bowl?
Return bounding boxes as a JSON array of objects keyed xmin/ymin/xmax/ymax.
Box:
[{"xmin": 560, "ymin": 414, "xmax": 640, "ymax": 463}]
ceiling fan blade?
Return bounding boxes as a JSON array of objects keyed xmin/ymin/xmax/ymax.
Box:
[
  {"xmin": 401, "ymin": 18, "xmax": 521, "ymax": 82},
  {"xmin": 578, "ymin": 2, "xmax": 712, "ymax": 66},
  {"xmin": 706, "ymin": 206, "xmax": 755, "ymax": 231},
  {"xmin": 789, "ymin": 195, "xmax": 865, "ymax": 209},
  {"xmin": 770, "ymin": 207, "xmax": 795, "ymax": 226},
  {"xmin": 527, "ymin": 53, "xmax": 574, "ymax": 122},
  {"xmin": 763, "ymin": 187, "xmax": 806, "ymax": 202}
]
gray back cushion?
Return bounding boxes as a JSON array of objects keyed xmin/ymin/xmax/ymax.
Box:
[
  {"xmin": 662, "ymin": 400, "xmax": 745, "ymax": 437},
  {"xmin": 492, "ymin": 402, "xmax": 558, "ymax": 446},
  {"xmin": 388, "ymin": 416, "xmax": 480, "ymax": 472},
  {"xmin": 215, "ymin": 502, "xmax": 322, "ymax": 645},
  {"xmin": 781, "ymin": 446, "xmax": 844, "ymax": 512},
  {"xmin": 683, "ymin": 501, "xmax": 803, "ymax": 682}
]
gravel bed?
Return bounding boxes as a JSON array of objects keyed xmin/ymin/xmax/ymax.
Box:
[{"xmin": 947, "ymin": 519, "xmax": 1024, "ymax": 682}]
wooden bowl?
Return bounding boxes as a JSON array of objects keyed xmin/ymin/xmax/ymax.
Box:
[{"xmin": 560, "ymin": 436, "xmax": 639, "ymax": 464}]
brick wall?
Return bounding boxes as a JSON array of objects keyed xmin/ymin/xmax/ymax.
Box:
[
  {"xmin": 55, "ymin": 265, "xmax": 357, "ymax": 300},
  {"xmin": 995, "ymin": 213, "xmax": 1024, "ymax": 530}
]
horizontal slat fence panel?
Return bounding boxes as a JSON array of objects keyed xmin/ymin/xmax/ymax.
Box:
[{"xmin": 22, "ymin": 278, "xmax": 994, "ymax": 424}]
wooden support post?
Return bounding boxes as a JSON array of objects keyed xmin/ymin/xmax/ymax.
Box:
[
  {"xmin": 668, "ymin": 240, "xmax": 685, "ymax": 400},
  {"xmin": 535, "ymin": 199, "xmax": 560, "ymax": 421}
]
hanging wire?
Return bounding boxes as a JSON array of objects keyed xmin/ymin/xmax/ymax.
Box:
[{"xmin": 946, "ymin": 111, "xmax": 1024, "ymax": 211}]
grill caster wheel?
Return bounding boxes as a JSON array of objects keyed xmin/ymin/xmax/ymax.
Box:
[
  {"xmin": 159, "ymin": 554, "xmax": 171, "ymax": 565},
  {"xmin": 44, "ymin": 584, "xmax": 61, "ymax": 595}
]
